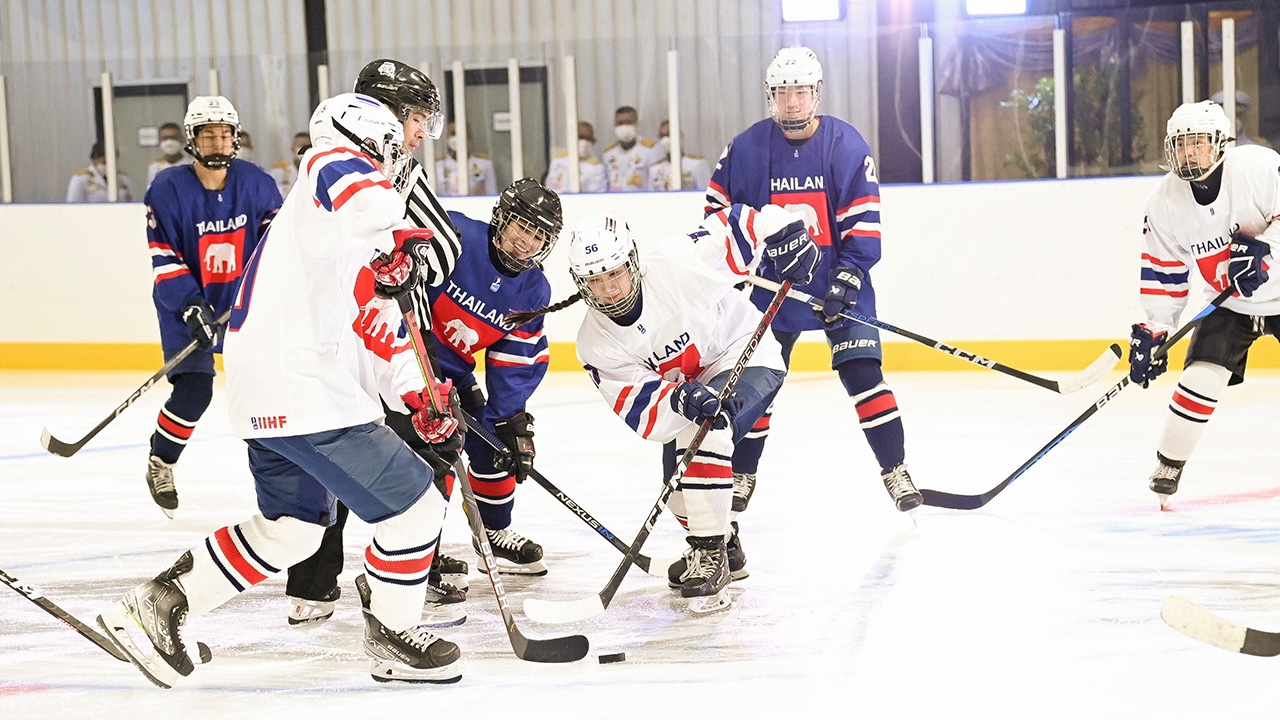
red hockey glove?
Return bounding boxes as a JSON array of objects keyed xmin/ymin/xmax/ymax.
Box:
[
  {"xmin": 401, "ymin": 389, "xmax": 460, "ymax": 444},
  {"xmin": 372, "ymin": 228, "xmax": 435, "ymax": 298}
]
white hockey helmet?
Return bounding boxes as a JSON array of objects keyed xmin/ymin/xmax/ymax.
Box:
[
  {"xmin": 309, "ymin": 93, "xmax": 408, "ymax": 181},
  {"xmin": 1163, "ymin": 100, "xmax": 1233, "ymax": 181},
  {"xmin": 568, "ymin": 214, "xmax": 642, "ymax": 318},
  {"xmin": 183, "ymin": 95, "xmax": 241, "ymax": 169},
  {"xmin": 765, "ymin": 47, "xmax": 823, "ymax": 132}
]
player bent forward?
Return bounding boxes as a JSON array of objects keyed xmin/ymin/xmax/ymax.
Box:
[
  {"xmin": 1129, "ymin": 99, "xmax": 1280, "ymax": 508},
  {"xmin": 519, "ymin": 205, "xmax": 817, "ymax": 612},
  {"xmin": 97, "ymin": 93, "xmax": 465, "ymax": 686}
]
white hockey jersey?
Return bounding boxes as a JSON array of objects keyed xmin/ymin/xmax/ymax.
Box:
[
  {"xmin": 576, "ymin": 204, "xmax": 796, "ymax": 444},
  {"xmin": 1141, "ymin": 144, "xmax": 1280, "ymax": 330},
  {"xmin": 223, "ymin": 145, "xmax": 425, "ymax": 438}
]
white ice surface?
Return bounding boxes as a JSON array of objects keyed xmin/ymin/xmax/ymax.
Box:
[{"xmin": 3, "ymin": 367, "xmax": 1280, "ymax": 718}]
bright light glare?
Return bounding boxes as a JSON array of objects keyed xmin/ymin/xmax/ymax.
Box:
[
  {"xmin": 965, "ymin": 0, "xmax": 1028, "ymax": 15},
  {"xmin": 782, "ymin": 0, "xmax": 841, "ymax": 23}
]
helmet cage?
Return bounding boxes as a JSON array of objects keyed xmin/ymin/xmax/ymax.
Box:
[
  {"xmin": 764, "ymin": 47, "xmax": 823, "ymax": 133},
  {"xmin": 184, "ymin": 96, "xmax": 242, "ymax": 170},
  {"xmin": 765, "ymin": 82, "xmax": 822, "ymax": 133},
  {"xmin": 491, "ymin": 179, "xmax": 564, "ymax": 274},
  {"xmin": 572, "ymin": 246, "xmax": 641, "ymax": 318},
  {"xmin": 568, "ymin": 215, "xmax": 641, "ymax": 318},
  {"xmin": 1163, "ymin": 130, "xmax": 1230, "ymax": 181}
]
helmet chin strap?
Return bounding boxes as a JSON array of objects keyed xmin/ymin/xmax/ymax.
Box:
[{"xmin": 332, "ymin": 117, "xmax": 386, "ymax": 164}]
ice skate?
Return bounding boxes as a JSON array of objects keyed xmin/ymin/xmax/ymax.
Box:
[
  {"xmin": 1149, "ymin": 454, "xmax": 1185, "ymax": 510},
  {"xmin": 145, "ymin": 455, "xmax": 179, "ymax": 519},
  {"xmin": 354, "ymin": 574, "xmax": 461, "ymax": 684},
  {"xmin": 731, "ymin": 472, "xmax": 757, "ymax": 513},
  {"xmin": 421, "ymin": 567, "xmax": 467, "ymax": 627},
  {"xmin": 96, "ymin": 554, "xmax": 196, "ymax": 689},
  {"xmin": 676, "ymin": 535, "xmax": 732, "ymax": 615},
  {"xmin": 881, "ymin": 463, "xmax": 923, "ymax": 513},
  {"xmin": 668, "ymin": 521, "xmax": 748, "ymax": 588},
  {"xmin": 286, "ymin": 585, "xmax": 340, "ymax": 625},
  {"xmin": 474, "ymin": 527, "xmax": 547, "ymax": 576},
  {"xmin": 434, "ymin": 552, "xmax": 469, "ymax": 590}
]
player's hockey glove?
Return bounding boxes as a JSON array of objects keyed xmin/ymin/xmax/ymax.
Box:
[
  {"xmin": 763, "ymin": 220, "xmax": 820, "ymax": 285},
  {"xmin": 420, "ymin": 385, "xmax": 464, "ymax": 488},
  {"xmin": 181, "ymin": 298, "xmax": 221, "ymax": 349},
  {"xmin": 401, "ymin": 387, "xmax": 461, "ymax": 445},
  {"xmin": 371, "ymin": 228, "xmax": 436, "ymax": 299},
  {"xmin": 493, "ymin": 412, "xmax": 536, "ymax": 483},
  {"xmin": 1128, "ymin": 323, "xmax": 1168, "ymax": 389},
  {"xmin": 818, "ymin": 265, "xmax": 864, "ymax": 328},
  {"xmin": 670, "ymin": 381, "xmax": 743, "ymax": 430},
  {"xmin": 1227, "ymin": 232, "xmax": 1270, "ymax": 298}
]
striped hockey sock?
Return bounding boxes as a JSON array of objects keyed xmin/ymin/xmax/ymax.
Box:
[
  {"xmin": 364, "ymin": 490, "xmax": 445, "ymax": 631},
  {"xmin": 675, "ymin": 429, "xmax": 734, "ymax": 538},
  {"xmin": 853, "ymin": 383, "xmax": 906, "ymax": 471},
  {"xmin": 149, "ymin": 374, "xmax": 212, "ymax": 463},
  {"xmin": 182, "ymin": 515, "xmax": 325, "ymax": 616},
  {"xmin": 468, "ymin": 466, "xmax": 515, "ymax": 530},
  {"xmin": 1158, "ymin": 363, "xmax": 1232, "ymax": 463}
]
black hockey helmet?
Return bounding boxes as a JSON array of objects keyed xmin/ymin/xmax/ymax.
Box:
[
  {"xmin": 490, "ymin": 178, "xmax": 564, "ymax": 274},
  {"xmin": 354, "ymin": 59, "xmax": 444, "ymax": 139}
]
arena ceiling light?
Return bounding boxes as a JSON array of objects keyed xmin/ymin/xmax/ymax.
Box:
[
  {"xmin": 964, "ymin": 0, "xmax": 1029, "ymax": 16},
  {"xmin": 781, "ymin": 0, "xmax": 843, "ymax": 23}
]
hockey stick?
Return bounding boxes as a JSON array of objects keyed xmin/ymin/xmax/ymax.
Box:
[
  {"xmin": 919, "ymin": 286, "xmax": 1235, "ymax": 510},
  {"xmin": 743, "ymin": 275, "xmax": 1121, "ymax": 394},
  {"xmin": 40, "ymin": 310, "xmax": 233, "ymax": 458},
  {"xmin": 1161, "ymin": 595, "xmax": 1280, "ymax": 657},
  {"xmin": 455, "ymin": 407, "xmax": 666, "ymax": 578},
  {"xmin": 0, "ymin": 567, "xmax": 213, "ymax": 664},
  {"xmin": 400, "ymin": 304, "xmax": 588, "ymax": 662},
  {"xmin": 523, "ymin": 280, "xmax": 793, "ymax": 625}
]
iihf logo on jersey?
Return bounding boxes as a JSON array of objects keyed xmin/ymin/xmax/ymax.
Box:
[{"xmin": 250, "ymin": 415, "xmax": 288, "ymax": 430}]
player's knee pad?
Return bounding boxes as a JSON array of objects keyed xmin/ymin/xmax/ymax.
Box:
[
  {"xmin": 167, "ymin": 372, "xmax": 215, "ymax": 418},
  {"xmin": 240, "ymin": 513, "xmax": 327, "ymax": 570},
  {"xmin": 835, "ymin": 357, "xmax": 884, "ymax": 397},
  {"xmin": 674, "ymin": 425, "xmax": 733, "ymax": 490},
  {"xmin": 373, "ymin": 487, "xmax": 445, "ymax": 554},
  {"xmin": 1169, "ymin": 362, "xmax": 1232, "ymax": 422}
]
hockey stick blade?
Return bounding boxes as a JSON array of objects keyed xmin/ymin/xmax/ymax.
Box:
[
  {"xmin": 40, "ymin": 311, "xmax": 230, "ymax": 457},
  {"xmin": 743, "ymin": 275, "xmax": 1119, "ymax": 394},
  {"xmin": 1161, "ymin": 596, "xmax": 1280, "ymax": 657},
  {"xmin": 919, "ymin": 287, "xmax": 1235, "ymax": 510},
  {"xmin": 456, "ymin": 408, "xmax": 665, "ymax": 578},
  {"xmin": 523, "ymin": 281, "xmax": 792, "ymax": 625}
]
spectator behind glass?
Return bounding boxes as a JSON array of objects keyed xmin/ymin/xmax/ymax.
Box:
[
  {"xmin": 146, "ymin": 122, "xmax": 194, "ymax": 190},
  {"xmin": 270, "ymin": 131, "xmax": 311, "ymax": 199},
  {"xmin": 67, "ymin": 141, "xmax": 133, "ymax": 202},
  {"xmin": 544, "ymin": 121, "xmax": 608, "ymax": 193},
  {"xmin": 1210, "ymin": 90, "xmax": 1270, "ymax": 148},
  {"xmin": 436, "ymin": 121, "xmax": 497, "ymax": 196},
  {"xmin": 603, "ymin": 106, "xmax": 661, "ymax": 192},
  {"xmin": 648, "ymin": 119, "xmax": 712, "ymax": 191}
]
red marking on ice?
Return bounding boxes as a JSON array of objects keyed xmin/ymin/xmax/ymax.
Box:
[
  {"xmin": 1122, "ymin": 485, "xmax": 1280, "ymax": 513},
  {"xmin": 0, "ymin": 684, "xmax": 51, "ymax": 696}
]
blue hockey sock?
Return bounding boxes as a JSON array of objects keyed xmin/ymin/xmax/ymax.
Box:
[
  {"xmin": 150, "ymin": 372, "xmax": 213, "ymax": 464},
  {"xmin": 838, "ymin": 359, "xmax": 906, "ymax": 471}
]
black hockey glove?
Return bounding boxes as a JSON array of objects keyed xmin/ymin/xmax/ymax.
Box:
[
  {"xmin": 493, "ymin": 412, "xmax": 535, "ymax": 483},
  {"xmin": 181, "ymin": 298, "xmax": 221, "ymax": 349},
  {"xmin": 1227, "ymin": 232, "xmax": 1270, "ymax": 298},
  {"xmin": 371, "ymin": 228, "xmax": 435, "ymax": 299},
  {"xmin": 670, "ymin": 381, "xmax": 743, "ymax": 430},
  {"xmin": 818, "ymin": 265, "xmax": 864, "ymax": 328},
  {"xmin": 1128, "ymin": 323, "xmax": 1168, "ymax": 389},
  {"xmin": 763, "ymin": 220, "xmax": 820, "ymax": 285}
]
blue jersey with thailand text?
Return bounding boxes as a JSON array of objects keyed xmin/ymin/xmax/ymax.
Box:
[
  {"xmin": 705, "ymin": 116, "xmax": 882, "ymax": 332},
  {"xmin": 146, "ymin": 159, "xmax": 281, "ymax": 354},
  {"xmin": 425, "ymin": 211, "xmax": 552, "ymax": 423}
]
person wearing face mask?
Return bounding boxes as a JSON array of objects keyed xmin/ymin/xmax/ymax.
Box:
[
  {"xmin": 146, "ymin": 123, "xmax": 194, "ymax": 190},
  {"xmin": 544, "ymin": 121, "xmax": 608, "ymax": 193},
  {"xmin": 647, "ymin": 119, "xmax": 712, "ymax": 191},
  {"xmin": 67, "ymin": 141, "xmax": 134, "ymax": 202},
  {"xmin": 435, "ymin": 121, "xmax": 497, "ymax": 196},
  {"xmin": 602, "ymin": 106, "xmax": 660, "ymax": 192},
  {"xmin": 269, "ymin": 131, "xmax": 311, "ymax": 199}
]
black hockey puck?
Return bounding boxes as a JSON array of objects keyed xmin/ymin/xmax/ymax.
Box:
[{"xmin": 598, "ymin": 652, "xmax": 626, "ymax": 664}]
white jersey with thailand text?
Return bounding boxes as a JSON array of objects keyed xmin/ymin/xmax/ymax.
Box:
[
  {"xmin": 576, "ymin": 204, "xmax": 797, "ymax": 444},
  {"xmin": 223, "ymin": 144, "xmax": 425, "ymax": 438},
  {"xmin": 1141, "ymin": 144, "xmax": 1280, "ymax": 330}
]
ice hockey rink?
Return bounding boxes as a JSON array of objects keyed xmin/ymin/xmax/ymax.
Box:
[{"xmin": 3, "ymin": 365, "xmax": 1280, "ymax": 719}]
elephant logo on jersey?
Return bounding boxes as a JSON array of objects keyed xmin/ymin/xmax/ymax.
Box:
[
  {"xmin": 782, "ymin": 203, "xmax": 822, "ymax": 241},
  {"xmin": 198, "ymin": 229, "xmax": 246, "ymax": 284},
  {"xmin": 443, "ymin": 319, "xmax": 481, "ymax": 354}
]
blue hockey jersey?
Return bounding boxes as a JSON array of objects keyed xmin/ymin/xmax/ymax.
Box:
[
  {"xmin": 146, "ymin": 159, "xmax": 281, "ymax": 354},
  {"xmin": 425, "ymin": 211, "xmax": 552, "ymax": 422},
  {"xmin": 705, "ymin": 116, "xmax": 882, "ymax": 332}
]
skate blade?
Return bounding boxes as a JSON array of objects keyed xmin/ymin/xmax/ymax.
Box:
[
  {"xmin": 688, "ymin": 589, "xmax": 732, "ymax": 615},
  {"xmin": 159, "ymin": 507, "xmax": 175, "ymax": 520},
  {"xmin": 97, "ymin": 607, "xmax": 186, "ymax": 689},
  {"xmin": 1158, "ymin": 493, "xmax": 1172, "ymax": 510},
  {"xmin": 421, "ymin": 604, "xmax": 467, "ymax": 628},
  {"xmin": 369, "ymin": 659, "xmax": 462, "ymax": 684},
  {"xmin": 478, "ymin": 558, "xmax": 548, "ymax": 576}
]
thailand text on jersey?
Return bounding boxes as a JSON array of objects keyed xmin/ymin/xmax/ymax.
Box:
[
  {"xmin": 1141, "ymin": 144, "xmax": 1280, "ymax": 329},
  {"xmin": 704, "ymin": 116, "xmax": 882, "ymax": 332},
  {"xmin": 222, "ymin": 145, "xmax": 423, "ymax": 439},
  {"xmin": 145, "ymin": 159, "xmax": 282, "ymax": 352},
  {"xmin": 423, "ymin": 211, "xmax": 552, "ymax": 421},
  {"xmin": 576, "ymin": 204, "xmax": 791, "ymax": 444}
]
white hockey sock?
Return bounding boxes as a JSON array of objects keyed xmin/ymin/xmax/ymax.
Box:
[
  {"xmin": 1157, "ymin": 362, "xmax": 1232, "ymax": 463},
  {"xmin": 674, "ymin": 427, "xmax": 733, "ymax": 538},
  {"xmin": 182, "ymin": 514, "xmax": 324, "ymax": 616},
  {"xmin": 668, "ymin": 489, "xmax": 689, "ymax": 529},
  {"xmin": 366, "ymin": 487, "xmax": 446, "ymax": 631}
]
